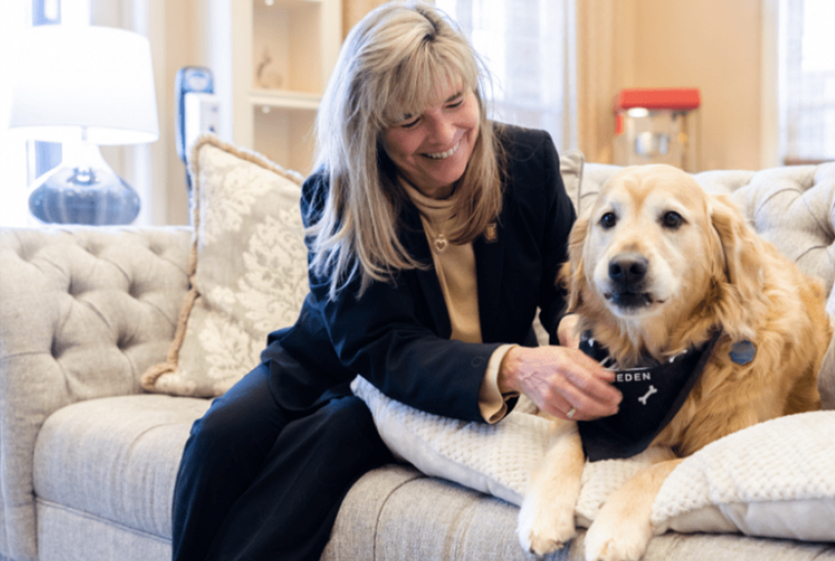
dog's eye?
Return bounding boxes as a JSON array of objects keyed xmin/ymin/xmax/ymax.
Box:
[
  {"xmin": 599, "ymin": 212, "xmax": 617, "ymax": 229},
  {"xmin": 662, "ymin": 211, "xmax": 684, "ymax": 229}
]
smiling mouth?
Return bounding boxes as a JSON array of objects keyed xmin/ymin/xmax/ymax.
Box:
[{"xmin": 424, "ymin": 141, "xmax": 460, "ymax": 160}]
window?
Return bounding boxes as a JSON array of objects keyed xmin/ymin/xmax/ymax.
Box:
[
  {"xmin": 0, "ymin": 2, "xmax": 31, "ymax": 227},
  {"xmin": 435, "ymin": 0, "xmax": 577, "ymax": 152},
  {"xmin": 779, "ymin": 0, "xmax": 835, "ymax": 163}
]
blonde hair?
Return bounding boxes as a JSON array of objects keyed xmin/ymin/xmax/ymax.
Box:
[{"xmin": 311, "ymin": 0, "xmax": 504, "ymax": 299}]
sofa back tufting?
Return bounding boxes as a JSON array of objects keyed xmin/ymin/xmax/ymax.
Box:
[{"xmin": 0, "ymin": 226, "xmax": 191, "ymax": 561}]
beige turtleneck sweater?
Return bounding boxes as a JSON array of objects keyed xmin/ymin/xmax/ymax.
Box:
[{"xmin": 401, "ymin": 180, "xmax": 517, "ymax": 424}]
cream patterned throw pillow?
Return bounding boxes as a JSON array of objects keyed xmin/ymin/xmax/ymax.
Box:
[{"xmin": 141, "ymin": 135, "xmax": 308, "ymax": 397}]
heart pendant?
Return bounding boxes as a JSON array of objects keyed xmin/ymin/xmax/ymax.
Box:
[{"xmin": 434, "ymin": 235, "xmax": 448, "ymax": 252}]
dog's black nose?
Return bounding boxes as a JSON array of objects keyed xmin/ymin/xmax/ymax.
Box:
[{"xmin": 609, "ymin": 254, "xmax": 649, "ymax": 286}]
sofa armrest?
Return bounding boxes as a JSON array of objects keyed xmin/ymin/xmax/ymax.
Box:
[{"xmin": 0, "ymin": 225, "xmax": 190, "ymax": 561}]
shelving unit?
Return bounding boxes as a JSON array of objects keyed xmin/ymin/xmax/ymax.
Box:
[{"xmin": 215, "ymin": 0, "xmax": 342, "ymax": 177}]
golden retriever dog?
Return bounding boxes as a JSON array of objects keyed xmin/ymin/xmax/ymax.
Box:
[{"xmin": 517, "ymin": 164, "xmax": 831, "ymax": 561}]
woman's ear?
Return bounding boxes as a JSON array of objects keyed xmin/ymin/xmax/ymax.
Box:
[{"xmin": 560, "ymin": 215, "xmax": 589, "ymax": 313}]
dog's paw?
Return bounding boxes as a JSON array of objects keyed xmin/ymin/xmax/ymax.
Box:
[
  {"xmin": 517, "ymin": 494, "xmax": 576, "ymax": 556},
  {"xmin": 582, "ymin": 514, "xmax": 652, "ymax": 561}
]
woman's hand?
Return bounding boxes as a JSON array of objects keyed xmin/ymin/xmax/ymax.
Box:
[{"xmin": 498, "ymin": 343, "xmax": 621, "ymax": 422}]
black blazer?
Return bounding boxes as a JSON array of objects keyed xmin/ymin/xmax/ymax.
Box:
[{"xmin": 262, "ymin": 125, "xmax": 576, "ymax": 422}]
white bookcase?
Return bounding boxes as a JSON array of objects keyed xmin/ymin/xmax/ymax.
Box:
[{"xmin": 208, "ymin": 0, "xmax": 342, "ymax": 177}]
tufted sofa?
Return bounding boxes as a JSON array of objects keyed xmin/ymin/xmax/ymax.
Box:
[{"xmin": 2, "ymin": 160, "xmax": 835, "ymax": 561}]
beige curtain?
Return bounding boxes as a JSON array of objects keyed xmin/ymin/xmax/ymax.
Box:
[{"xmin": 576, "ymin": 0, "xmax": 636, "ymax": 164}]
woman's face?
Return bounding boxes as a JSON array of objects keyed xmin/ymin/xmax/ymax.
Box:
[{"xmin": 383, "ymin": 83, "xmax": 480, "ymax": 200}]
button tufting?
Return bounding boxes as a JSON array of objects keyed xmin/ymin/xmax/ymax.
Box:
[
  {"xmin": 50, "ymin": 338, "xmax": 62, "ymax": 360},
  {"xmin": 116, "ymin": 331, "xmax": 133, "ymax": 350}
]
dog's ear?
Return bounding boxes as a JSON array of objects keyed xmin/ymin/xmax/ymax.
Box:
[
  {"xmin": 559, "ymin": 215, "xmax": 590, "ymax": 312},
  {"xmin": 709, "ymin": 194, "xmax": 764, "ymax": 313}
]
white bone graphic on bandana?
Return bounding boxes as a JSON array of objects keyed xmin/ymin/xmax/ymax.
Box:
[{"xmin": 638, "ymin": 385, "xmax": 658, "ymax": 405}]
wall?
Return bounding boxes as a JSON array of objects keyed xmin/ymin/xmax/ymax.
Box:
[
  {"xmin": 578, "ymin": 0, "xmax": 768, "ymax": 171},
  {"xmin": 161, "ymin": 0, "xmax": 772, "ymax": 224},
  {"xmin": 344, "ymin": 0, "xmax": 387, "ymax": 37},
  {"xmin": 140, "ymin": 0, "xmax": 208, "ymax": 226}
]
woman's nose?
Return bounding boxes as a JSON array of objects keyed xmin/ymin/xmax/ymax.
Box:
[{"xmin": 425, "ymin": 111, "xmax": 456, "ymax": 145}]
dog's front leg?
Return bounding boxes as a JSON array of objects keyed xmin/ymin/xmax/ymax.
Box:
[
  {"xmin": 583, "ymin": 457, "xmax": 682, "ymax": 561},
  {"xmin": 517, "ymin": 419, "xmax": 585, "ymax": 556}
]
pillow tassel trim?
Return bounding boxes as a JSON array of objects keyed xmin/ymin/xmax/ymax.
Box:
[
  {"xmin": 139, "ymin": 133, "xmax": 304, "ymax": 395},
  {"xmin": 139, "ymin": 286, "xmax": 199, "ymax": 391}
]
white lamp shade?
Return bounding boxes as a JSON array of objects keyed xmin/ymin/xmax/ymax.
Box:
[{"xmin": 9, "ymin": 25, "xmax": 159, "ymax": 145}]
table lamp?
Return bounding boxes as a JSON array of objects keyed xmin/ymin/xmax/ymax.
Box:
[{"xmin": 9, "ymin": 25, "xmax": 159, "ymax": 225}]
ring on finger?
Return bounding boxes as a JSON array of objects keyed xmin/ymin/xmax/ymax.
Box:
[{"xmin": 567, "ymin": 407, "xmax": 577, "ymax": 419}]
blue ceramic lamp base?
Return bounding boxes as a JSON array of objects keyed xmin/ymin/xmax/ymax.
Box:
[{"xmin": 28, "ymin": 142, "xmax": 140, "ymax": 226}]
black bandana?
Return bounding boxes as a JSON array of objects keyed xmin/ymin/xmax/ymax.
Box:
[{"xmin": 577, "ymin": 329, "xmax": 722, "ymax": 462}]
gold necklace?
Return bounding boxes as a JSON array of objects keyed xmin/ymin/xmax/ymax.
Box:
[
  {"xmin": 433, "ymin": 232, "xmax": 448, "ymax": 252},
  {"xmin": 422, "ymin": 218, "xmax": 449, "ymax": 253}
]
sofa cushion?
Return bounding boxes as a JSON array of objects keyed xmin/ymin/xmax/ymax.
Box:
[
  {"xmin": 325, "ymin": 465, "xmax": 835, "ymax": 561},
  {"xmin": 33, "ymin": 395, "xmax": 210, "ymax": 538},
  {"xmin": 141, "ymin": 135, "xmax": 309, "ymax": 397}
]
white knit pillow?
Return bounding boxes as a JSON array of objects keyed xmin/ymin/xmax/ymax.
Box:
[
  {"xmin": 353, "ymin": 376, "xmax": 835, "ymax": 540},
  {"xmin": 652, "ymin": 410, "xmax": 835, "ymax": 541},
  {"xmin": 351, "ymin": 376, "xmax": 657, "ymax": 527}
]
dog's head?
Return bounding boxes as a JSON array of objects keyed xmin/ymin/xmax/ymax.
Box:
[{"xmin": 562, "ymin": 164, "xmax": 764, "ymax": 354}]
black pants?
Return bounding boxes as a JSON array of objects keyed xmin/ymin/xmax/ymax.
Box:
[{"xmin": 171, "ymin": 359, "xmax": 393, "ymax": 561}]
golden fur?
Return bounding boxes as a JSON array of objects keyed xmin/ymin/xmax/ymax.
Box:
[{"xmin": 517, "ymin": 165, "xmax": 831, "ymax": 561}]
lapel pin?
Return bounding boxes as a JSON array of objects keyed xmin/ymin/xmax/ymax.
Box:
[{"xmin": 484, "ymin": 222, "xmax": 498, "ymax": 243}]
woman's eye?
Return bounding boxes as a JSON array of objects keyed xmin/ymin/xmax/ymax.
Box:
[
  {"xmin": 599, "ymin": 212, "xmax": 617, "ymax": 229},
  {"xmin": 447, "ymin": 97, "xmax": 464, "ymax": 109},
  {"xmin": 662, "ymin": 211, "xmax": 684, "ymax": 229},
  {"xmin": 400, "ymin": 117, "xmax": 420, "ymax": 129}
]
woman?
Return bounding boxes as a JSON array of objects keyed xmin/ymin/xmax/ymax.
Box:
[{"xmin": 172, "ymin": 2, "xmax": 621, "ymax": 560}]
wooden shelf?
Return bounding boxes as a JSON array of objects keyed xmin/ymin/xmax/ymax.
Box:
[
  {"xmin": 250, "ymin": 89, "xmax": 322, "ymax": 110},
  {"xmin": 212, "ymin": 0, "xmax": 340, "ymax": 174}
]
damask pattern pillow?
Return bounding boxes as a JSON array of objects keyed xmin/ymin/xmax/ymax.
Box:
[{"xmin": 141, "ymin": 135, "xmax": 308, "ymax": 397}]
